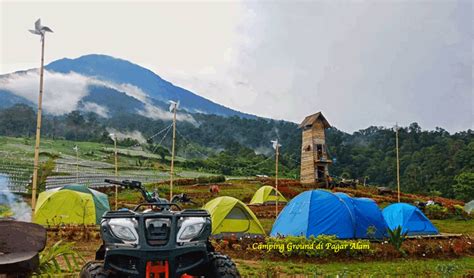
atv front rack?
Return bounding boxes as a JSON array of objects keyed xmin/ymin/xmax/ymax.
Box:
[{"xmin": 133, "ymin": 202, "xmax": 182, "ymax": 211}]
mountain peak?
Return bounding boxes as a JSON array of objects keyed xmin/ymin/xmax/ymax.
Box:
[
  {"xmin": 3, "ymin": 54, "xmax": 256, "ymax": 119},
  {"xmin": 47, "ymin": 54, "xmax": 166, "ymax": 83}
]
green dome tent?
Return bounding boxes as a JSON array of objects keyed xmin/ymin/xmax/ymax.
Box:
[
  {"xmin": 249, "ymin": 186, "xmax": 287, "ymax": 205},
  {"xmin": 465, "ymin": 200, "xmax": 474, "ymax": 215},
  {"xmin": 34, "ymin": 184, "xmax": 110, "ymax": 226},
  {"xmin": 203, "ymin": 196, "xmax": 265, "ymax": 237}
]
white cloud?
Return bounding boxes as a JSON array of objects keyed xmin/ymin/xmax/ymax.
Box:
[
  {"xmin": 137, "ymin": 104, "xmax": 197, "ymax": 125},
  {"xmin": 81, "ymin": 101, "xmax": 109, "ymax": 118},
  {"xmin": 91, "ymin": 79, "xmax": 149, "ymax": 103},
  {"xmin": 158, "ymin": 1, "xmax": 472, "ymax": 133},
  {"xmin": 0, "ymin": 70, "xmax": 89, "ymax": 115},
  {"xmin": 0, "ymin": 69, "xmax": 196, "ymax": 123},
  {"xmin": 106, "ymin": 128, "xmax": 146, "ymax": 143}
]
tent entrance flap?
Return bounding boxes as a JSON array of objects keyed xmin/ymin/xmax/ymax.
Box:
[
  {"xmin": 226, "ymin": 207, "xmax": 248, "ymax": 219},
  {"xmin": 219, "ymin": 219, "xmax": 250, "ymax": 233},
  {"xmin": 221, "ymin": 206, "xmax": 251, "ymax": 232}
]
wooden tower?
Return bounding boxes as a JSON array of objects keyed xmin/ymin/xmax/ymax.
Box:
[{"xmin": 299, "ymin": 112, "xmax": 332, "ymax": 185}]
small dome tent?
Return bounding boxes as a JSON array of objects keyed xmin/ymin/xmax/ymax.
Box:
[
  {"xmin": 270, "ymin": 190, "xmax": 387, "ymax": 239},
  {"xmin": 34, "ymin": 184, "xmax": 110, "ymax": 226},
  {"xmin": 203, "ymin": 196, "xmax": 265, "ymax": 237},
  {"xmin": 249, "ymin": 186, "xmax": 287, "ymax": 205},
  {"xmin": 382, "ymin": 203, "xmax": 438, "ymax": 235},
  {"xmin": 464, "ymin": 200, "xmax": 474, "ymax": 215}
]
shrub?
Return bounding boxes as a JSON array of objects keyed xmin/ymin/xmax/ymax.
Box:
[
  {"xmin": 34, "ymin": 240, "xmax": 84, "ymax": 275},
  {"xmin": 453, "ymin": 204, "xmax": 470, "ymax": 219},
  {"xmin": 0, "ymin": 205, "xmax": 12, "ymax": 217},
  {"xmin": 453, "ymin": 172, "xmax": 474, "ymax": 202},
  {"xmin": 208, "ymin": 175, "xmax": 226, "ymax": 183},
  {"xmin": 425, "ymin": 204, "xmax": 449, "ymax": 219},
  {"xmin": 387, "ymin": 226, "xmax": 407, "ymax": 253}
]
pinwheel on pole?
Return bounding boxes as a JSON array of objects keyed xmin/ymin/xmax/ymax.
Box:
[
  {"xmin": 109, "ymin": 133, "xmax": 118, "ymax": 209},
  {"xmin": 73, "ymin": 145, "xmax": 79, "ymax": 183},
  {"xmin": 168, "ymin": 100, "xmax": 179, "ymax": 201},
  {"xmin": 271, "ymin": 139, "xmax": 282, "ymax": 218},
  {"xmin": 30, "ymin": 18, "xmax": 53, "ymax": 214},
  {"xmin": 393, "ymin": 123, "xmax": 401, "ymax": 202}
]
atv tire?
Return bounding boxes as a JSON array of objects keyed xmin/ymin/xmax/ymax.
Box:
[
  {"xmin": 80, "ymin": 261, "xmax": 112, "ymax": 278},
  {"xmin": 206, "ymin": 252, "xmax": 240, "ymax": 278}
]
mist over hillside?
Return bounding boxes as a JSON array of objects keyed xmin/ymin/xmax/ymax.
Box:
[
  {"xmin": 0, "ymin": 54, "xmax": 257, "ymax": 121},
  {"xmin": 0, "ymin": 103, "xmax": 472, "ymax": 201}
]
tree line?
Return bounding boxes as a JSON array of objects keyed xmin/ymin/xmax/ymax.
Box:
[{"xmin": 0, "ymin": 104, "xmax": 472, "ymax": 200}]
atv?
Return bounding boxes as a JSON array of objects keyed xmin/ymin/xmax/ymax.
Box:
[{"xmin": 80, "ymin": 179, "xmax": 240, "ymax": 278}]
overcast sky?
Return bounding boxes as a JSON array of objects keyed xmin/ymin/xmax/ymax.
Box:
[{"xmin": 1, "ymin": 0, "xmax": 472, "ymax": 133}]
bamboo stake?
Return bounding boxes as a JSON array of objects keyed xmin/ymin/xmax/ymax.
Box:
[
  {"xmin": 275, "ymin": 141, "xmax": 279, "ymax": 218},
  {"xmin": 74, "ymin": 146, "xmax": 79, "ymax": 183},
  {"xmin": 395, "ymin": 124, "xmax": 400, "ymax": 203},
  {"xmin": 114, "ymin": 137, "xmax": 118, "ymax": 210},
  {"xmin": 31, "ymin": 35, "xmax": 46, "ymax": 214},
  {"xmin": 169, "ymin": 104, "xmax": 177, "ymax": 201}
]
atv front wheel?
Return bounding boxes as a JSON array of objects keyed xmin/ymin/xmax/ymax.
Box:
[
  {"xmin": 80, "ymin": 261, "xmax": 112, "ymax": 278},
  {"xmin": 206, "ymin": 252, "xmax": 240, "ymax": 278}
]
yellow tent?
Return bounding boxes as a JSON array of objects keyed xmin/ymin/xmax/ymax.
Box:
[
  {"xmin": 34, "ymin": 185, "xmax": 110, "ymax": 226},
  {"xmin": 249, "ymin": 186, "xmax": 287, "ymax": 205},
  {"xmin": 203, "ymin": 196, "xmax": 265, "ymax": 237}
]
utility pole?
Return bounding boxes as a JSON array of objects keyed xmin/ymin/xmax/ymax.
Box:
[
  {"xmin": 271, "ymin": 140, "xmax": 281, "ymax": 218},
  {"xmin": 169, "ymin": 101, "xmax": 178, "ymax": 201},
  {"xmin": 110, "ymin": 134, "xmax": 118, "ymax": 210},
  {"xmin": 73, "ymin": 145, "xmax": 79, "ymax": 184},
  {"xmin": 29, "ymin": 19, "xmax": 53, "ymax": 214},
  {"xmin": 395, "ymin": 124, "xmax": 401, "ymax": 202}
]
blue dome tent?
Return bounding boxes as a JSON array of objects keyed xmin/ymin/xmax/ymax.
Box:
[
  {"xmin": 334, "ymin": 193, "xmax": 388, "ymax": 238},
  {"xmin": 270, "ymin": 190, "xmax": 387, "ymax": 239},
  {"xmin": 382, "ymin": 203, "xmax": 438, "ymax": 235}
]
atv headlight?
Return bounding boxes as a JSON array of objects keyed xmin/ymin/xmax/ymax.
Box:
[
  {"xmin": 177, "ymin": 217, "xmax": 206, "ymax": 243},
  {"xmin": 109, "ymin": 218, "xmax": 139, "ymax": 244}
]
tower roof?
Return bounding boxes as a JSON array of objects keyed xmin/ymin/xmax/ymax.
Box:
[{"xmin": 299, "ymin": 112, "xmax": 331, "ymax": 128}]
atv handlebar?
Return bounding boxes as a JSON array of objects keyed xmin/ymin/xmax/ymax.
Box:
[
  {"xmin": 104, "ymin": 179, "xmax": 196, "ymax": 210},
  {"xmin": 133, "ymin": 202, "xmax": 182, "ymax": 211},
  {"xmin": 104, "ymin": 179, "xmax": 155, "ymax": 203},
  {"xmin": 104, "ymin": 179, "xmax": 142, "ymax": 189},
  {"xmin": 170, "ymin": 193, "xmax": 197, "ymax": 205}
]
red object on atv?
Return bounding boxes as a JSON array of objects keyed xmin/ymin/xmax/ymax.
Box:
[{"xmin": 146, "ymin": 261, "xmax": 169, "ymax": 278}]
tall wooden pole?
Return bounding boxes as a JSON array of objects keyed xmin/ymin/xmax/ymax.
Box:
[
  {"xmin": 31, "ymin": 35, "xmax": 46, "ymax": 214},
  {"xmin": 275, "ymin": 141, "xmax": 279, "ymax": 218},
  {"xmin": 75, "ymin": 146, "xmax": 79, "ymax": 184},
  {"xmin": 395, "ymin": 124, "xmax": 400, "ymax": 203},
  {"xmin": 169, "ymin": 104, "xmax": 177, "ymax": 201},
  {"xmin": 114, "ymin": 137, "xmax": 118, "ymax": 210}
]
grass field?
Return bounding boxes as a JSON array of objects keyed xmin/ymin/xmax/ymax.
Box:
[
  {"xmin": 432, "ymin": 219, "xmax": 474, "ymax": 236},
  {"xmin": 236, "ymin": 256, "xmax": 474, "ymax": 277}
]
